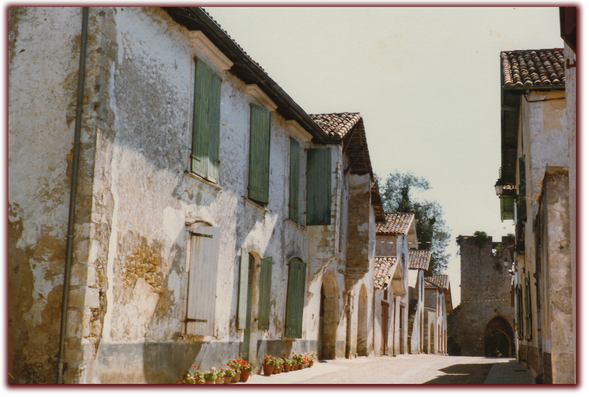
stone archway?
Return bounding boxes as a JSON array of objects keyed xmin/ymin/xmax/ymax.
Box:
[
  {"xmin": 319, "ymin": 273, "xmax": 339, "ymax": 360},
  {"xmin": 357, "ymin": 284, "xmax": 368, "ymax": 356},
  {"xmin": 484, "ymin": 316, "xmax": 514, "ymax": 357}
]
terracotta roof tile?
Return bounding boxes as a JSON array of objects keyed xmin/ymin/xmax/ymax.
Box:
[
  {"xmin": 501, "ymin": 48, "xmax": 565, "ymax": 87},
  {"xmin": 424, "ymin": 279, "xmax": 438, "ymax": 289},
  {"xmin": 376, "ymin": 213, "xmax": 414, "ymax": 235},
  {"xmin": 425, "ymin": 275, "xmax": 450, "ymax": 291},
  {"xmin": 408, "ymin": 250, "xmax": 431, "ymax": 271},
  {"xmin": 374, "ymin": 256, "xmax": 398, "ymax": 290},
  {"xmin": 309, "ymin": 112, "xmax": 362, "ymax": 138}
]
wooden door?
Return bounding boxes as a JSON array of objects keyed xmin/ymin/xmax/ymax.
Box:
[{"xmin": 381, "ymin": 300, "xmax": 389, "ymax": 355}]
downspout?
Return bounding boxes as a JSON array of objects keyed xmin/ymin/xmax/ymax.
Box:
[{"xmin": 57, "ymin": 6, "xmax": 89, "ymax": 384}]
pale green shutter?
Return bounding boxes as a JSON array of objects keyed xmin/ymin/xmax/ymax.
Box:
[
  {"xmin": 285, "ymin": 260, "xmax": 306, "ymax": 338},
  {"xmin": 192, "ymin": 59, "xmax": 221, "ymax": 181},
  {"xmin": 237, "ymin": 248, "xmax": 249, "ymax": 330},
  {"xmin": 289, "ymin": 139, "xmax": 300, "ymax": 222},
  {"xmin": 306, "ymin": 148, "xmax": 332, "ymax": 225},
  {"xmin": 207, "ymin": 72, "xmax": 221, "ymax": 183},
  {"xmin": 258, "ymin": 256, "xmax": 273, "ymax": 330},
  {"xmin": 186, "ymin": 225, "xmax": 220, "ymax": 336},
  {"xmin": 248, "ymin": 104, "xmax": 271, "ymax": 203}
]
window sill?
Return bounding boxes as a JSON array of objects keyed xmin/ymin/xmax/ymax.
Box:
[
  {"xmin": 285, "ymin": 218, "xmax": 306, "ymax": 231},
  {"xmin": 244, "ymin": 198, "xmax": 270, "ymax": 214},
  {"xmin": 185, "ymin": 171, "xmax": 222, "ymax": 194}
]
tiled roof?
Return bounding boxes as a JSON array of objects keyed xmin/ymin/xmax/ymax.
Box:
[
  {"xmin": 374, "ymin": 256, "xmax": 398, "ymax": 290},
  {"xmin": 408, "ymin": 250, "xmax": 431, "ymax": 271},
  {"xmin": 309, "ymin": 113, "xmax": 362, "ymax": 138},
  {"xmin": 501, "ymin": 49, "xmax": 565, "ymax": 87},
  {"xmin": 424, "ymin": 279, "xmax": 438, "ymax": 289},
  {"xmin": 425, "ymin": 275, "xmax": 450, "ymax": 291},
  {"xmin": 376, "ymin": 213, "xmax": 414, "ymax": 235}
]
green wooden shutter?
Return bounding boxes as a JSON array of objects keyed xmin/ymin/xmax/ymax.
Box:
[
  {"xmin": 248, "ymin": 104, "xmax": 271, "ymax": 203},
  {"xmin": 191, "ymin": 59, "xmax": 221, "ymax": 181},
  {"xmin": 258, "ymin": 256, "xmax": 273, "ymax": 330},
  {"xmin": 285, "ymin": 260, "xmax": 306, "ymax": 338},
  {"xmin": 207, "ymin": 72, "xmax": 222, "ymax": 183},
  {"xmin": 186, "ymin": 225, "xmax": 220, "ymax": 336},
  {"xmin": 237, "ymin": 248, "xmax": 249, "ymax": 330},
  {"xmin": 306, "ymin": 148, "xmax": 332, "ymax": 225},
  {"xmin": 289, "ymin": 139, "xmax": 300, "ymax": 222}
]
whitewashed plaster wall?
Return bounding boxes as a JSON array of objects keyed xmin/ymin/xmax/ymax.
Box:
[{"xmin": 517, "ymin": 90, "xmax": 566, "ymax": 356}]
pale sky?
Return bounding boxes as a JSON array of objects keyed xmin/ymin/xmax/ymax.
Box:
[{"xmin": 204, "ymin": 5, "xmax": 565, "ymax": 307}]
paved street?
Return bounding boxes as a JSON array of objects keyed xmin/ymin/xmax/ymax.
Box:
[{"xmin": 245, "ymin": 355, "xmax": 534, "ymax": 385}]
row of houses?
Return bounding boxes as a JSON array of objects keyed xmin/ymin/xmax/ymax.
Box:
[
  {"xmin": 492, "ymin": 7, "xmax": 577, "ymax": 384},
  {"xmin": 8, "ymin": 7, "xmax": 452, "ymax": 384}
]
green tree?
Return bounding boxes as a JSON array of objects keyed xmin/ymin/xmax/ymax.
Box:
[{"xmin": 378, "ymin": 171, "xmax": 450, "ymax": 276}]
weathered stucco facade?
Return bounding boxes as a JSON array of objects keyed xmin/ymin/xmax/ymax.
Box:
[
  {"xmin": 9, "ymin": 7, "xmax": 389, "ymax": 384},
  {"xmin": 495, "ymin": 47, "xmax": 575, "ymax": 383},
  {"xmin": 449, "ymin": 235, "xmax": 514, "ymax": 358}
]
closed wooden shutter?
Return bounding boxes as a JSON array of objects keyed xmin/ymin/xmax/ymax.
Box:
[
  {"xmin": 186, "ymin": 225, "xmax": 220, "ymax": 336},
  {"xmin": 248, "ymin": 104, "xmax": 271, "ymax": 203},
  {"xmin": 191, "ymin": 59, "xmax": 221, "ymax": 181},
  {"xmin": 285, "ymin": 260, "xmax": 306, "ymax": 338},
  {"xmin": 306, "ymin": 148, "xmax": 332, "ymax": 225},
  {"xmin": 237, "ymin": 248, "xmax": 249, "ymax": 330},
  {"xmin": 289, "ymin": 139, "xmax": 300, "ymax": 222},
  {"xmin": 258, "ymin": 256, "xmax": 273, "ymax": 330}
]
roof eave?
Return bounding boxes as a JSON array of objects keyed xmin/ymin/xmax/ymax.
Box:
[{"xmin": 164, "ymin": 7, "xmax": 338, "ymax": 145}]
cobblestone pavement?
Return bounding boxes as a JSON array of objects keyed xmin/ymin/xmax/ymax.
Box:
[{"xmin": 243, "ymin": 355, "xmax": 534, "ymax": 385}]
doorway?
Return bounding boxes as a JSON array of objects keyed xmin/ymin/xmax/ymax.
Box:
[{"xmin": 319, "ymin": 274, "xmax": 338, "ymax": 360}]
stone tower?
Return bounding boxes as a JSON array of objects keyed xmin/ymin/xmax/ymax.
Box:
[{"xmin": 448, "ymin": 234, "xmax": 515, "ymax": 357}]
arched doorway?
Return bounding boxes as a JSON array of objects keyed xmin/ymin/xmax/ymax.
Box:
[
  {"xmin": 357, "ymin": 284, "xmax": 368, "ymax": 356},
  {"xmin": 484, "ymin": 316, "xmax": 514, "ymax": 357},
  {"xmin": 319, "ymin": 274, "xmax": 339, "ymax": 360}
]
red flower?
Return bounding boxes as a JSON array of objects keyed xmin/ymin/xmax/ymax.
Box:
[
  {"xmin": 193, "ymin": 365, "xmax": 197, "ymax": 368},
  {"xmin": 283, "ymin": 354, "xmax": 287, "ymax": 357},
  {"xmin": 177, "ymin": 382, "xmax": 182, "ymax": 384}
]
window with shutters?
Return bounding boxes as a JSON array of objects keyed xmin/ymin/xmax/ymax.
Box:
[
  {"xmin": 191, "ymin": 59, "xmax": 222, "ymax": 183},
  {"xmin": 248, "ymin": 104, "xmax": 271, "ymax": 204},
  {"xmin": 306, "ymin": 148, "xmax": 331, "ymax": 225},
  {"xmin": 186, "ymin": 224, "xmax": 221, "ymax": 336},
  {"xmin": 289, "ymin": 138, "xmax": 300, "ymax": 223},
  {"xmin": 285, "ymin": 259, "xmax": 306, "ymax": 338}
]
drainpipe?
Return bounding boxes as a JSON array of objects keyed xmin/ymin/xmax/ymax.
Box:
[{"xmin": 57, "ymin": 6, "xmax": 89, "ymax": 384}]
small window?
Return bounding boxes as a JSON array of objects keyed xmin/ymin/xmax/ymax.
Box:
[{"xmin": 191, "ymin": 59, "xmax": 222, "ymax": 183}]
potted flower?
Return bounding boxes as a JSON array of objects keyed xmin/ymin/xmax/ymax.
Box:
[
  {"xmin": 303, "ymin": 353, "xmax": 310, "ymax": 368},
  {"xmin": 179, "ymin": 371, "xmax": 195, "ymax": 384},
  {"xmin": 214, "ymin": 367, "xmax": 225, "ymax": 384},
  {"xmin": 195, "ymin": 370, "xmax": 205, "ymax": 384},
  {"xmin": 309, "ymin": 351, "xmax": 317, "ymax": 367},
  {"xmin": 283, "ymin": 355, "xmax": 293, "ymax": 372},
  {"xmin": 222, "ymin": 368, "xmax": 235, "ymax": 384},
  {"xmin": 262, "ymin": 354, "xmax": 275, "ymax": 376},
  {"xmin": 238, "ymin": 356, "xmax": 255, "ymax": 382},
  {"xmin": 227, "ymin": 359, "xmax": 242, "ymax": 383},
  {"xmin": 203, "ymin": 369, "xmax": 216, "ymax": 384},
  {"xmin": 274, "ymin": 356, "xmax": 284, "ymax": 374}
]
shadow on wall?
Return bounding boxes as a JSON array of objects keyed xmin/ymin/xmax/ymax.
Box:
[{"xmin": 423, "ymin": 363, "xmax": 494, "ymax": 384}]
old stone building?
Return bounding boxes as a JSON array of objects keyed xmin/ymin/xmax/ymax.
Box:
[
  {"xmin": 8, "ymin": 6, "xmax": 386, "ymax": 384},
  {"xmin": 449, "ymin": 235, "xmax": 514, "ymax": 358},
  {"xmin": 424, "ymin": 274, "xmax": 452, "ymax": 355},
  {"xmin": 494, "ymin": 46, "xmax": 575, "ymax": 383},
  {"xmin": 407, "ymin": 250, "xmax": 431, "ymax": 354}
]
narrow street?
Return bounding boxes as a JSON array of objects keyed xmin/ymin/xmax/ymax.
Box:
[{"xmin": 246, "ymin": 355, "xmax": 534, "ymax": 385}]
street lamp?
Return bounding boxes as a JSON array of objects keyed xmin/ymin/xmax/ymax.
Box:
[{"xmin": 494, "ymin": 180, "xmax": 504, "ymax": 196}]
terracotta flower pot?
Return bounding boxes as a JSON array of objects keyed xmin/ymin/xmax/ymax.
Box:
[
  {"xmin": 196, "ymin": 380, "xmax": 205, "ymax": 385},
  {"xmin": 239, "ymin": 369, "xmax": 251, "ymax": 382},
  {"xmin": 284, "ymin": 364, "xmax": 292, "ymax": 372},
  {"xmin": 215, "ymin": 377, "xmax": 224, "ymax": 384},
  {"xmin": 204, "ymin": 380, "xmax": 214, "ymax": 384},
  {"xmin": 231, "ymin": 371, "xmax": 241, "ymax": 383},
  {"xmin": 224, "ymin": 376, "xmax": 232, "ymax": 384},
  {"xmin": 263, "ymin": 364, "xmax": 274, "ymax": 376}
]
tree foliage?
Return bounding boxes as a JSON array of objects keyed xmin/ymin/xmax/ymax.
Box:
[{"xmin": 378, "ymin": 171, "xmax": 451, "ymax": 276}]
